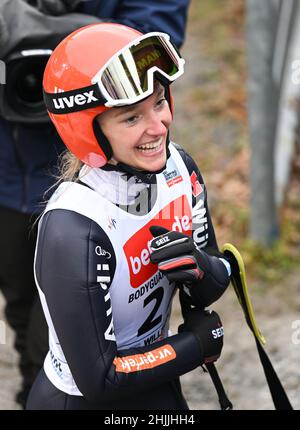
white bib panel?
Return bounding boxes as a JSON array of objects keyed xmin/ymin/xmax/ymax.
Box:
[{"xmin": 35, "ymin": 143, "xmax": 193, "ymax": 395}]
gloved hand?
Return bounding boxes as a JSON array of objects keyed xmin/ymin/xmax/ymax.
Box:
[
  {"xmin": 149, "ymin": 225, "xmax": 212, "ymax": 284},
  {"xmin": 178, "ymin": 308, "xmax": 224, "ymax": 363}
]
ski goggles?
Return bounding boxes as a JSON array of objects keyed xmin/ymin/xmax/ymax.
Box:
[
  {"xmin": 92, "ymin": 32, "xmax": 185, "ymax": 107},
  {"xmin": 44, "ymin": 32, "xmax": 185, "ymax": 114}
]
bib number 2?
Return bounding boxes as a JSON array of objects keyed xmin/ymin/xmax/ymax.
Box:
[{"xmin": 137, "ymin": 287, "xmax": 163, "ymax": 336}]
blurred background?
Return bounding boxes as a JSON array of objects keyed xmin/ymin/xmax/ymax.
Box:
[
  {"xmin": 1, "ymin": 0, "xmax": 300, "ymax": 409},
  {"xmin": 170, "ymin": 0, "xmax": 300, "ymax": 410}
]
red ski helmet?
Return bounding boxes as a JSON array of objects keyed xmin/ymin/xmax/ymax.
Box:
[{"xmin": 43, "ymin": 23, "xmax": 185, "ymax": 167}]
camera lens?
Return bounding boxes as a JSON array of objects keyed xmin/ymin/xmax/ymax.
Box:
[
  {"xmin": 14, "ymin": 57, "xmax": 48, "ymax": 110},
  {"xmin": 4, "ymin": 53, "xmax": 50, "ymax": 123},
  {"xmin": 16, "ymin": 69, "xmax": 44, "ymax": 104}
]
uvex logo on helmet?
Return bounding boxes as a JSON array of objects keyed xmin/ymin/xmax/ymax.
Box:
[
  {"xmin": 123, "ymin": 195, "xmax": 192, "ymax": 288},
  {"xmin": 53, "ymin": 90, "xmax": 98, "ymax": 110},
  {"xmin": 44, "ymin": 84, "xmax": 105, "ymax": 115}
]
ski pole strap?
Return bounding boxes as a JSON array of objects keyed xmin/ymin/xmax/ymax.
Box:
[
  {"xmin": 205, "ymin": 363, "xmax": 233, "ymax": 410},
  {"xmin": 222, "ymin": 243, "xmax": 293, "ymax": 410},
  {"xmin": 179, "ymin": 290, "xmax": 233, "ymax": 410}
]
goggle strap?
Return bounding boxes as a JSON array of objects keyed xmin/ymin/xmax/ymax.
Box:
[{"xmin": 43, "ymin": 84, "xmax": 106, "ymax": 114}]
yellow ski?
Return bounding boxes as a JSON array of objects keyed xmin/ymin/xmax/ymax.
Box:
[
  {"xmin": 222, "ymin": 243, "xmax": 265, "ymax": 345},
  {"xmin": 221, "ymin": 243, "xmax": 292, "ymax": 409}
]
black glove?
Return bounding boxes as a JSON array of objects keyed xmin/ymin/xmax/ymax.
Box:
[
  {"xmin": 149, "ymin": 225, "xmax": 222, "ymax": 284},
  {"xmin": 178, "ymin": 308, "xmax": 224, "ymax": 363}
]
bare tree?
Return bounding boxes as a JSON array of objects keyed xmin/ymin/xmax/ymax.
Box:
[{"xmin": 246, "ymin": 0, "xmax": 298, "ymax": 246}]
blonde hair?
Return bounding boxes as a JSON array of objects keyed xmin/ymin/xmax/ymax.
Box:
[
  {"xmin": 56, "ymin": 150, "xmax": 84, "ymax": 183},
  {"xmin": 32, "ymin": 151, "xmax": 84, "ymax": 228},
  {"xmin": 40, "ymin": 150, "xmax": 84, "ymax": 208}
]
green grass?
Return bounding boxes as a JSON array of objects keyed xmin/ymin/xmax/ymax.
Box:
[{"xmin": 212, "ymin": 201, "xmax": 300, "ymax": 286}]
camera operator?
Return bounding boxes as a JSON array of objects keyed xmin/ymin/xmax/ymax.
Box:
[{"xmin": 0, "ymin": 0, "xmax": 190, "ymax": 408}]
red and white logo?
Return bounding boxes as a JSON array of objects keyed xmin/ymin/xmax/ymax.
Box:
[
  {"xmin": 163, "ymin": 169, "xmax": 183, "ymax": 188},
  {"xmin": 190, "ymin": 171, "xmax": 203, "ymax": 197},
  {"xmin": 123, "ymin": 195, "xmax": 192, "ymax": 288}
]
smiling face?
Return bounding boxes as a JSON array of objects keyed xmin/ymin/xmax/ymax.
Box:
[{"xmin": 96, "ymin": 82, "xmax": 172, "ymax": 172}]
